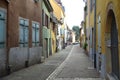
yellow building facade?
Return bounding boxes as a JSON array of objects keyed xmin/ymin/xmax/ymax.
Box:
[
  {"xmin": 85, "ymin": 0, "xmax": 95, "ymax": 64},
  {"xmin": 50, "ymin": 0, "xmax": 65, "ymax": 53},
  {"xmin": 86, "ymin": 0, "xmax": 120, "ymax": 79},
  {"xmin": 49, "ymin": 0, "xmax": 65, "ymax": 21},
  {"xmin": 98, "ymin": 0, "xmax": 120, "ymax": 79}
]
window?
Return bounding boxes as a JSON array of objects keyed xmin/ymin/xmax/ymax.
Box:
[
  {"xmin": 0, "ymin": 9, "xmax": 6, "ymax": 48},
  {"xmin": 42, "ymin": 10, "xmax": 45, "ymax": 26},
  {"xmin": 42, "ymin": 9, "xmax": 49, "ymax": 27},
  {"xmin": 32, "ymin": 22, "xmax": 40, "ymax": 47},
  {"xmin": 19, "ymin": 18, "xmax": 29, "ymax": 47},
  {"xmin": 45, "ymin": 14, "xmax": 48, "ymax": 27},
  {"xmin": 60, "ymin": 28, "xmax": 63, "ymax": 35},
  {"xmin": 90, "ymin": 0, "xmax": 95, "ymax": 12}
]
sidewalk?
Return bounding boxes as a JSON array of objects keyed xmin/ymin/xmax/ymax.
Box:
[
  {"xmin": 47, "ymin": 45, "xmax": 103, "ymax": 80},
  {"xmin": 1, "ymin": 45, "xmax": 73, "ymax": 80}
]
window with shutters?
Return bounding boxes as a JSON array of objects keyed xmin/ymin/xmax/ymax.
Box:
[
  {"xmin": 32, "ymin": 21, "xmax": 40, "ymax": 47},
  {"xmin": 19, "ymin": 18, "xmax": 29, "ymax": 47},
  {"xmin": 0, "ymin": 9, "xmax": 6, "ymax": 48}
]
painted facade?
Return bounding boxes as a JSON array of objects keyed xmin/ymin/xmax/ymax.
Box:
[
  {"xmin": 0, "ymin": 0, "xmax": 42, "ymax": 77},
  {"xmin": 97, "ymin": 0, "xmax": 120, "ymax": 79},
  {"xmin": 49, "ymin": 0, "xmax": 59, "ymax": 54},
  {"xmin": 42, "ymin": 0, "xmax": 53, "ymax": 58},
  {"xmin": 49, "ymin": 0, "xmax": 65, "ymax": 50},
  {"xmin": 50, "ymin": 14, "xmax": 58, "ymax": 54},
  {"xmin": 85, "ymin": 0, "xmax": 94, "ymax": 61},
  {"xmin": 85, "ymin": 0, "xmax": 120, "ymax": 79},
  {"xmin": 0, "ymin": 0, "xmax": 66, "ymax": 78},
  {"xmin": 0, "ymin": 0, "xmax": 8, "ymax": 77}
]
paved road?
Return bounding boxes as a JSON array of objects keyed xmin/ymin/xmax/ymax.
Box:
[
  {"xmin": 1, "ymin": 45, "xmax": 73, "ymax": 80},
  {"xmin": 47, "ymin": 45, "xmax": 103, "ymax": 80},
  {"xmin": 1, "ymin": 45, "xmax": 104, "ymax": 80}
]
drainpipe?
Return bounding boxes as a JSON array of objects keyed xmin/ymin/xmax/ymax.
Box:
[
  {"xmin": 6, "ymin": 1, "xmax": 11, "ymax": 74},
  {"xmin": 41, "ymin": 0, "xmax": 43, "ymax": 49},
  {"xmin": 25, "ymin": 41, "xmax": 29, "ymax": 67},
  {"xmin": 41, "ymin": 0, "xmax": 45, "ymax": 61},
  {"xmin": 25, "ymin": 32, "xmax": 29, "ymax": 67},
  {"xmin": 94, "ymin": 0, "xmax": 97, "ymax": 68}
]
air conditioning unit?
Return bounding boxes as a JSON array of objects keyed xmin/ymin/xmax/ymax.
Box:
[{"xmin": 34, "ymin": 0, "xmax": 39, "ymax": 3}]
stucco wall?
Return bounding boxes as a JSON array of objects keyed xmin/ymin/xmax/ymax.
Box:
[
  {"xmin": 96, "ymin": 0, "xmax": 120, "ymax": 78},
  {"xmin": 0, "ymin": 0, "xmax": 42, "ymax": 77},
  {"xmin": 86, "ymin": 0, "xmax": 120, "ymax": 78},
  {"xmin": 8, "ymin": 0, "xmax": 42, "ymax": 48},
  {"xmin": 51, "ymin": 30, "xmax": 56, "ymax": 54},
  {"xmin": 9, "ymin": 47, "xmax": 28, "ymax": 72},
  {"xmin": 0, "ymin": 49, "xmax": 6, "ymax": 77},
  {"xmin": 29, "ymin": 47, "xmax": 42, "ymax": 66},
  {"xmin": 96, "ymin": 0, "xmax": 120, "ymax": 56},
  {"xmin": 49, "ymin": 0, "xmax": 65, "ymax": 20},
  {"xmin": 9, "ymin": 47, "xmax": 42, "ymax": 72}
]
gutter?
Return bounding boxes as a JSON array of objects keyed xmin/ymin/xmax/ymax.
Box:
[{"xmin": 94, "ymin": 0, "xmax": 97, "ymax": 68}]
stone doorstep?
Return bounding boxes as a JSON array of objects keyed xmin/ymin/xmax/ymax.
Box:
[
  {"xmin": 107, "ymin": 74, "xmax": 118, "ymax": 80},
  {"xmin": 41, "ymin": 56, "xmax": 45, "ymax": 63}
]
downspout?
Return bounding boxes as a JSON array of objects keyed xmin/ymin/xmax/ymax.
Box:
[
  {"xmin": 25, "ymin": 23, "xmax": 29, "ymax": 67},
  {"xmin": 41, "ymin": 0, "xmax": 43, "ymax": 56},
  {"xmin": 94, "ymin": 0, "xmax": 97, "ymax": 68},
  {"xmin": 41, "ymin": 0, "xmax": 45, "ymax": 60},
  {"xmin": 25, "ymin": 0, "xmax": 29, "ymax": 67},
  {"xmin": 6, "ymin": 1, "xmax": 11, "ymax": 74}
]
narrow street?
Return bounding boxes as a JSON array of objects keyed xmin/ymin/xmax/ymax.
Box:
[
  {"xmin": 1, "ymin": 45, "xmax": 103, "ymax": 80},
  {"xmin": 1, "ymin": 45, "xmax": 72, "ymax": 80},
  {"xmin": 0, "ymin": 0, "xmax": 120, "ymax": 80},
  {"xmin": 47, "ymin": 45, "xmax": 102, "ymax": 80}
]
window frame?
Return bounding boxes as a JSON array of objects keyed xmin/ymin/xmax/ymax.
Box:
[
  {"xmin": 32, "ymin": 21, "xmax": 40, "ymax": 47},
  {"xmin": 19, "ymin": 17, "xmax": 29, "ymax": 47},
  {"xmin": 42, "ymin": 9, "xmax": 45, "ymax": 26},
  {"xmin": 0, "ymin": 8, "xmax": 7, "ymax": 48}
]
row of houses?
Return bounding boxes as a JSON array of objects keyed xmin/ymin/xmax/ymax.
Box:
[
  {"xmin": 0, "ymin": 0, "xmax": 70, "ymax": 77},
  {"xmin": 80, "ymin": 0, "xmax": 120, "ymax": 80}
]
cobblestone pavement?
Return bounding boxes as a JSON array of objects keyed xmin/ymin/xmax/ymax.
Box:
[
  {"xmin": 46, "ymin": 45, "xmax": 104, "ymax": 80},
  {"xmin": 1, "ymin": 45, "xmax": 73, "ymax": 80}
]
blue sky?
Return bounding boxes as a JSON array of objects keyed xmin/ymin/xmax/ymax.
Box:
[{"xmin": 61, "ymin": 0, "xmax": 85, "ymax": 29}]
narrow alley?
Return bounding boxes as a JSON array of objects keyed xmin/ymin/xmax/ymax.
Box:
[
  {"xmin": 1, "ymin": 45, "xmax": 102, "ymax": 80},
  {"xmin": 0, "ymin": 0, "xmax": 120, "ymax": 80},
  {"xmin": 47, "ymin": 45, "xmax": 101, "ymax": 80}
]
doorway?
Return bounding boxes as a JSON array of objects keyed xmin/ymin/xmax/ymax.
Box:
[
  {"xmin": 110, "ymin": 11, "xmax": 119, "ymax": 79},
  {"xmin": 106, "ymin": 10, "xmax": 119, "ymax": 80}
]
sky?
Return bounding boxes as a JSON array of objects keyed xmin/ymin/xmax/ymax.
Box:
[{"xmin": 61, "ymin": 0, "xmax": 85, "ymax": 29}]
